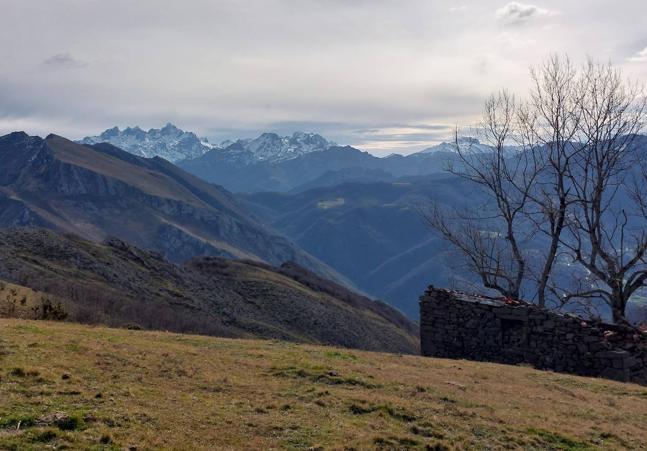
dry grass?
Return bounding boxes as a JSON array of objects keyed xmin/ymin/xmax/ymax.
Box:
[
  {"xmin": 0, "ymin": 281, "xmax": 66, "ymax": 320},
  {"xmin": 1, "ymin": 318, "xmax": 646, "ymax": 450}
]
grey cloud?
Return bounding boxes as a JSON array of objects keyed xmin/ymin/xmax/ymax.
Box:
[
  {"xmin": 355, "ymin": 124, "xmax": 450, "ymax": 133},
  {"xmin": 357, "ymin": 132, "xmax": 451, "ymax": 143},
  {"xmin": 42, "ymin": 53, "xmax": 87, "ymax": 69}
]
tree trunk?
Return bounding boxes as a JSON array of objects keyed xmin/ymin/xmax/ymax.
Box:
[
  {"xmin": 612, "ymin": 307, "xmax": 625, "ymax": 325},
  {"xmin": 611, "ymin": 288, "xmax": 627, "ymax": 325}
]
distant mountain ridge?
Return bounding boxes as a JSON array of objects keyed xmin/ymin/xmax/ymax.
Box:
[
  {"xmin": 180, "ymin": 143, "xmax": 466, "ymax": 193},
  {"xmin": 417, "ymin": 137, "xmax": 492, "ymax": 154},
  {"xmin": 244, "ymin": 135, "xmax": 647, "ymax": 320}
]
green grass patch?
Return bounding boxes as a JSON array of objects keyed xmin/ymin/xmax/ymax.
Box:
[
  {"xmin": 373, "ymin": 436, "xmax": 422, "ymax": 448},
  {"xmin": 12, "ymin": 324, "xmax": 45, "ymax": 334},
  {"xmin": 323, "ymin": 351, "xmax": 357, "ymax": 361},
  {"xmin": 0, "ymin": 414, "xmax": 38, "ymax": 429},
  {"xmin": 56, "ymin": 414, "xmax": 84, "ymax": 431},
  {"xmin": 527, "ymin": 428, "xmax": 593, "ymax": 450},
  {"xmin": 28, "ymin": 428, "xmax": 58, "ymax": 443},
  {"xmin": 349, "ymin": 402, "xmax": 416, "ymax": 422},
  {"xmin": 271, "ymin": 366, "xmax": 378, "ymax": 388},
  {"xmin": 2, "ymin": 318, "xmax": 647, "ymax": 450}
]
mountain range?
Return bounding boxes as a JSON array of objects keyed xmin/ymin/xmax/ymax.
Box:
[
  {"xmin": 80, "ymin": 124, "xmax": 337, "ymax": 165},
  {"xmin": 0, "ymin": 127, "xmax": 476, "ymax": 319},
  {"xmin": 216, "ymin": 131, "xmax": 336, "ymax": 164},
  {"xmin": 9, "ymin": 126, "xmax": 642, "ymax": 325},
  {"xmin": 81, "ymin": 123, "xmax": 473, "ymax": 193},
  {"xmin": 0, "ymin": 131, "xmax": 348, "ymax": 285},
  {"xmin": 241, "ymin": 137, "xmax": 647, "ymax": 320}
]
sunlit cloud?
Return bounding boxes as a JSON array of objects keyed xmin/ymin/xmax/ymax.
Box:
[
  {"xmin": 629, "ymin": 47, "xmax": 647, "ymax": 63},
  {"xmin": 349, "ymin": 124, "xmax": 456, "ymax": 156},
  {"xmin": 496, "ymin": 2, "xmax": 555, "ymax": 25}
]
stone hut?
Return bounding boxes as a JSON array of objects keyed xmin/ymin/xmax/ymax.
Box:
[{"xmin": 420, "ymin": 286, "xmax": 647, "ymax": 385}]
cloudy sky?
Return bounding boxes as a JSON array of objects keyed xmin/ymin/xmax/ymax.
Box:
[{"xmin": 1, "ymin": 0, "xmax": 646, "ymax": 155}]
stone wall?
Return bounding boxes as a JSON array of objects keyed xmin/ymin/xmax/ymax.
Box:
[{"xmin": 420, "ymin": 286, "xmax": 647, "ymax": 385}]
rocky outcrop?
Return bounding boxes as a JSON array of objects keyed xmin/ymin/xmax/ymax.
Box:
[{"xmin": 420, "ymin": 287, "xmax": 647, "ymax": 385}]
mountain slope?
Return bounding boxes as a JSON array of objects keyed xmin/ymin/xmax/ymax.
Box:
[
  {"xmin": 0, "ymin": 228, "xmax": 418, "ymax": 353},
  {"xmin": 79, "ymin": 123, "xmax": 213, "ymax": 162},
  {"xmin": 243, "ymin": 175, "xmax": 488, "ymax": 317},
  {"xmin": 289, "ymin": 167, "xmax": 395, "ymax": 193},
  {"xmin": 0, "ymin": 131, "xmax": 347, "ymax": 284}
]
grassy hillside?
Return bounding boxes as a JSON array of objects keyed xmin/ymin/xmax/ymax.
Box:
[
  {"xmin": 1, "ymin": 319, "xmax": 646, "ymax": 450},
  {"xmin": 0, "ymin": 229, "xmax": 417, "ymax": 354}
]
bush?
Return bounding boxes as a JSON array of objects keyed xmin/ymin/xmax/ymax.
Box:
[{"xmin": 56, "ymin": 415, "xmax": 83, "ymax": 431}]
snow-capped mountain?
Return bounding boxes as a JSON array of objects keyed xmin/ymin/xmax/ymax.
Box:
[
  {"xmin": 79, "ymin": 123, "xmax": 214, "ymax": 162},
  {"xmin": 80, "ymin": 126, "xmax": 335, "ymax": 165},
  {"xmin": 417, "ymin": 137, "xmax": 493, "ymax": 154},
  {"xmin": 220, "ymin": 132, "xmax": 336, "ymax": 165}
]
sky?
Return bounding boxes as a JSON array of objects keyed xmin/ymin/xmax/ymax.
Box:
[{"xmin": 1, "ymin": 0, "xmax": 646, "ymax": 156}]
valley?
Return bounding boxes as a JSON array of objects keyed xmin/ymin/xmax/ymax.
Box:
[{"xmin": 243, "ymin": 175, "xmax": 486, "ymax": 318}]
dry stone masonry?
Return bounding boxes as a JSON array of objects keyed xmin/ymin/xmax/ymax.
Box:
[{"xmin": 420, "ymin": 286, "xmax": 647, "ymax": 385}]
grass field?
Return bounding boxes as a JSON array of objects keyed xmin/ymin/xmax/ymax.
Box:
[{"xmin": 1, "ymin": 319, "xmax": 646, "ymax": 450}]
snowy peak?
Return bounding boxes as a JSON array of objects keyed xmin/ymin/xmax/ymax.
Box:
[
  {"xmin": 79, "ymin": 123, "xmax": 213, "ymax": 162},
  {"xmin": 222, "ymin": 132, "xmax": 335, "ymax": 164},
  {"xmin": 417, "ymin": 137, "xmax": 492, "ymax": 155}
]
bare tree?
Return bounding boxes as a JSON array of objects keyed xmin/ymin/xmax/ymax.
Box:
[
  {"xmin": 518, "ymin": 55, "xmax": 582, "ymax": 308},
  {"xmin": 426, "ymin": 56, "xmax": 647, "ymax": 323},
  {"xmin": 559, "ymin": 60, "xmax": 647, "ymax": 323},
  {"xmin": 425, "ymin": 91, "xmax": 536, "ymax": 299}
]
